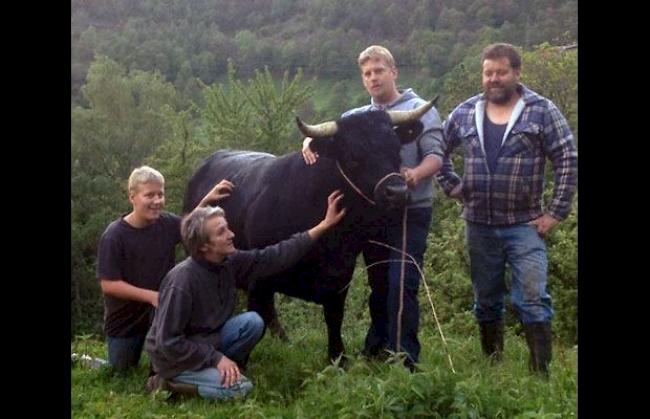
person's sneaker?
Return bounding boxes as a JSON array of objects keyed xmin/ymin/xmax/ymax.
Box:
[{"xmin": 71, "ymin": 353, "xmax": 108, "ymax": 369}]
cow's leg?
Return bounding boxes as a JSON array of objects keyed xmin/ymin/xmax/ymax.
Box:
[
  {"xmin": 265, "ymin": 303, "xmax": 288, "ymax": 342},
  {"xmin": 248, "ymin": 287, "xmax": 288, "ymax": 342},
  {"xmin": 323, "ymin": 291, "xmax": 348, "ymax": 364},
  {"xmin": 362, "ymin": 242, "xmax": 390, "ymax": 359}
]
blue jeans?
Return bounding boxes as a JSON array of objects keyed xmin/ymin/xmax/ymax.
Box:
[
  {"xmin": 107, "ymin": 334, "xmax": 146, "ymax": 372},
  {"xmin": 466, "ymin": 221, "xmax": 553, "ymax": 324},
  {"xmin": 385, "ymin": 206, "xmax": 432, "ymax": 364},
  {"xmin": 172, "ymin": 311, "xmax": 264, "ymax": 400}
]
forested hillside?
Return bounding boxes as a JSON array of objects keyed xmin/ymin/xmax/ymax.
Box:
[{"xmin": 72, "ymin": 0, "xmax": 577, "ymax": 107}]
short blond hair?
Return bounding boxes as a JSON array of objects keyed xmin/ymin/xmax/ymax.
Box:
[
  {"xmin": 128, "ymin": 166, "xmax": 165, "ymax": 194},
  {"xmin": 357, "ymin": 45, "xmax": 396, "ymax": 69}
]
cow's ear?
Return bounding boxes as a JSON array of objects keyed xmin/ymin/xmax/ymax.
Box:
[
  {"xmin": 309, "ymin": 137, "xmax": 336, "ymax": 157},
  {"xmin": 393, "ymin": 121, "xmax": 423, "ymax": 144}
]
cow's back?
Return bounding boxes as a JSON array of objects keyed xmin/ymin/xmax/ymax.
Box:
[
  {"xmin": 183, "ymin": 150, "xmax": 277, "ymax": 248},
  {"xmin": 184, "ymin": 150, "xmax": 275, "ymax": 204},
  {"xmin": 183, "ymin": 147, "xmax": 382, "ymax": 301}
]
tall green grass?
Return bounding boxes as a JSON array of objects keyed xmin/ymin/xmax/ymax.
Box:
[{"xmin": 72, "ymin": 266, "xmax": 577, "ymax": 418}]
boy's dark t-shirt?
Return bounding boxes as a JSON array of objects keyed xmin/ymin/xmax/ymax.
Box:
[{"xmin": 96, "ymin": 211, "xmax": 181, "ymax": 337}]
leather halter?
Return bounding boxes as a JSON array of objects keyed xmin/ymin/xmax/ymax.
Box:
[{"xmin": 335, "ymin": 161, "xmax": 403, "ymax": 206}]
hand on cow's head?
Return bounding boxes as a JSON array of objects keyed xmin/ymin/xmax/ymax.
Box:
[
  {"xmin": 296, "ymin": 116, "xmax": 340, "ymax": 160},
  {"xmin": 308, "ymin": 137, "xmax": 337, "ymax": 159}
]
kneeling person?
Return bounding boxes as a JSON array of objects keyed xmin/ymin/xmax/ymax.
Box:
[{"xmin": 145, "ymin": 191, "xmax": 346, "ymax": 400}]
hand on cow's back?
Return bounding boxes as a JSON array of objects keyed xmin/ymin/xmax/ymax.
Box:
[
  {"xmin": 197, "ymin": 179, "xmax": 235, "ymax": 208},
  {"xmin": 307, "ymin": 190, "xmax": 346, "ymax": 240}
]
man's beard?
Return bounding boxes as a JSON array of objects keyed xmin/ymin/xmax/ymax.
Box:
[{"xmin": 484, "ymin": 84, "xmax": 516, "ymax": 104}]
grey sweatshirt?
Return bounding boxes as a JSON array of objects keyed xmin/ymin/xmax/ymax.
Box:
[
  {"xmin": 343, "ymin": 88, "xmax": 444, "ymax": 208},
  {"xmin": 145, "ymin": 232, "xmax": 312, "ymax": 379}
]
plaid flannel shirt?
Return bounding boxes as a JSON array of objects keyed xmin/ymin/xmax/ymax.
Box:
[{"xmin": 436, "ymin": 84, "xmax": 577, "ymax": 225}]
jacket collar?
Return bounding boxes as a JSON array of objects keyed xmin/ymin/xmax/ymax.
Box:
[{"xmin": 191, "ymin": 256, "xmax": 228, "ymax": 273}]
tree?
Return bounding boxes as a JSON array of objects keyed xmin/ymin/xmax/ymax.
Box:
[
  {"xmin": 72, "ymin": 55, "xmax": 180, "ymax": 180},
  {"xmin": 521, "ymin": 43, "xmax": 577, "ymax": 136},
  {"xmin": 201, "ymin": 60, "xmax": 313, "ymax": 155},
  {"xmin": 71, "ymin": 56, "xmax": 184, "ymax": 335},
  {"xmin": 146, "ymin": 105, "xmax": 205, "ymax": 216}
]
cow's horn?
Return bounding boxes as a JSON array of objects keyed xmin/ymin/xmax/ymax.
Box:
[
  {"xmin": 387, "ymin": 95, "xmax": 439, "ymax": 125},
  {"xmin": 295, "ymin": 117, "xmax": 338, "ymax": 138}
]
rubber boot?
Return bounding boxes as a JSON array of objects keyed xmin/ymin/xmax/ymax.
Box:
[
  {"xmin": 479, "ymin": 320, "xmax": 504, "ymax": 362},
  {"xmin": 523, "ymin": 321, "xmax": 552, "ymax": 377}
]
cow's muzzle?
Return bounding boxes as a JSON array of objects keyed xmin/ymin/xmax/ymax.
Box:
[
  {"xmin": 375, "ymin": 177, "xmax": 409, "ymax": 208},
  {"xmin": 385, "ymin": 183, "xmax": 409, "ymax": 207}
]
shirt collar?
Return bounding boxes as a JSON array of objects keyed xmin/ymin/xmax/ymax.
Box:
[{"xmin": 192, "ymin": 256, "xmax": 228, "ymax": 272}]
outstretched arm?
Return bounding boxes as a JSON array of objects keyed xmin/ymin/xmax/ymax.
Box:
[
  {"xmin": 196, "ymin": 179, "xmax": 235, "ymax": 209},
  {"xmin": 232, "ymin": 190, "xmax": 347, "ymax": 284},
  {"xmin": 307, "ymin": 190, "xmax": 346, "ymax": 239}
]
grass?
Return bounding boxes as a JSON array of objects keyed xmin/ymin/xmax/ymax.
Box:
[{"xmin": 72, "ymin": 267, "xmax": 577, "ymax": 418}]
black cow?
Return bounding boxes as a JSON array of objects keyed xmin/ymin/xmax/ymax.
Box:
[{"xmin": 182, "ymin": 101, "xmax": 433, "ymax": 362}]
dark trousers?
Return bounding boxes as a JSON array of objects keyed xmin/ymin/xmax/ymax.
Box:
[
  {"xmin": 107, "ymin": 334, "xmax": 146, "ymax": 372},
  {"xmin": 363, "ymin": 206, "xmax": 432, "ymax": 364}
]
